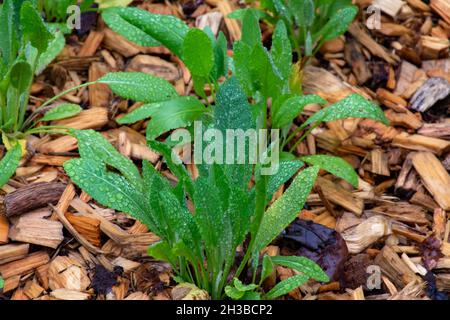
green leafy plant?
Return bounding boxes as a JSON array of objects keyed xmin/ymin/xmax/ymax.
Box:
[
  {"xmin": 57, "ymin": 6, "xmax": 388, "ymax": 300},
  {"xmin": 64, "ymin": 77, "xmax": 331, "ymax": 300},
  {"xmin": 0, "ymin": 275, "xmax": 4, "ymax": 290},
  {"xmin": 231, "ymin": 0, "xmax": 358, "ymax": 66}
]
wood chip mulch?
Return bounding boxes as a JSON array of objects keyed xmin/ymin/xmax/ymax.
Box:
[{"xmin": 1, "ymin": 0, "xmax": 450, "ymax": 300}]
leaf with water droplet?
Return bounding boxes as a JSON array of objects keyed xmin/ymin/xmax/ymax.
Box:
[
  {"xmin": 265, "ymin": 274, "xmax": 309, "ymax": 299},
  {"xmin": 301, "ymin": 154, "xmax": 358, "ymax": 187},
  {"xmin": 253, "ymin": 166, "xmax": 319, "ymax": 253},
  {"xmin": 40, "ymin": 103, "xmax": 82, "ymax": 122},
  {"xmin": 302, "ymin": 94, "xmax": 389, "ymax": 130},
  {"xmin": 99, "ymin": 72, "xmax": 178, "ymax": 104},
  {"xmin": 0, "ymin": 143, "xmax": 22, "ymax": 188},
  {"xmin": 101, "ymin": 7, "xmax": 189, "ymax": 57}
]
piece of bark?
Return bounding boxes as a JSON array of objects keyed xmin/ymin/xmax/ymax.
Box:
[
  {"xmin": 50, "ymin": 289, "xmax": 91, "ymax": 300},
  {"xmin": 419, "ymin": 36, "xmax": 450, "ymax": 60},
  {"xmin": 344, "ymin": 39, "xmax": 371, "ymax": 85},
  {"xmin": 65, "ymin": 213, "xmax": 101, "ymax": 247},
  {"xmin": 370, "ymin": 149, "xmax": 390, "ymax": 176},
  {"xmin": 375, "ymin": 246, "xmax": 420, "ymax": 289},
  {"xmin": 0, "ymin": 216, "xmax": 8, "ymax": 244},
  {"xmin": 368, "ymin": 203, "xmax": 429, "ymax": 226},
  {"xmin": 316, "ymin": 177, "xmax": 364, "ymax": 216},
  {"xmin": 348, "ymin": 23, "xmax": 399, "ymax": 64},
  {"xmin": 37, "ymin": 135, "xmax": 78, "ymax": 154},
  {"xmin": 52, "ymin": 205, "xmax": 105, "ymax": 255},
  {"xmin": 126, "ymin": 55, "xmax": 180, "ymax": 82},
  {"xmin": 385, "ymin": 109, "xmax": 422, "ymax": 130},
  {"xmin": 392, "ymin": 132, "xmax": 450, "ymax": 155},
  {"xmin": 303, "ymin": 66, "xmax": 361, "ymax": 103},
  {"xmin": 0, "ymin": 251, "xmax": 50, "ymax": 279},
  {"xmin": 2, "ymin": 275, "xmax": 21, "ymax": 293},
  {"xmin": 410, "ymin": 77, "xmax": 450, "ymax": 112},
  {"xmin": 378, "ymin": 23, "xmax": 411, "ymax": 37},
  {"xmin": 430, "ymin": 0, "xmax": 450, "ymax": 25},
  {"xmin": 49, "ymin": 256, "xmax": 91, "ymax": 291},
  {"xmin": 23, "ymin": 281, "xmax": 44, "ymax": 300},
  {"xmin": 215, "ymin": 0, "xmax": 241, "ymax": 41},
  {"xmin": 0, "ymin": 182, "xmax": 66, "ymax": 217},
  {"xmin": 418, "ymin": 123, "xmax": 450, "ymax": 138},
  {"xmin": 52, "ymin": 107, "xmax": 108, "ymax": 130},
  {"xmin": 0, "ymin": 243, "xmax": 29, "ymax": 265},
  {"xmin": 376, "ymin": 88, "xmax": 408, "ymax": 112},
  {"xmin": 320, "ymin": 38, "xmax": 344, "ymax": 54},
  {"xmin": 36, "ymin": 264, "xmax": 50, "ymax": 290},
  {"xmin": 117, "ymin": 131, "xmax": 159, "ymax": 163},
  {"xmin": 88, "ymin": 62, "xmax": 111, "ymax": 108},
  {"xmin": 394, "ymin": 61, "xmax": 418, "ymax": 96},
  {"xmin": 410, "ymin": 191, "xmax": 439, "ymax": 212},
  {"xmin": 30, "ymin": 154, "xmax": 73, "ymax": 166},
  {"xmin": 78, "ymin": 31, "xmax": 104, "ymax": 57},
  {"xmin": 9, "ymin": 217, "xmax": 64, "ymax": 249},
  {"xmin": 406, "ymin": 0, "xmax": 431, "ymax": 11},
  {"xmin": 373, "ymin": 0, "xmax": 406, "ymax": 17},
  {"xmin": 391, "ymin": 223, "xmax": 427, "ymax": 243},
  {"xmin": 341, "ymin": 216, "xmax": 391, "ymax": 254},
  {"xmin": 412, "ymin": 151, "xmax": 450, "ymax": 210}
]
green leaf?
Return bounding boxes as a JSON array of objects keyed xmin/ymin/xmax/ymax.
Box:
[
  {"xmin": 225, "ymin": 285, "xmax": 245, "ymax": 300},
  {"xmin": 254, "ymin": 166, "xmax": 319, "ymax": 253},
  {"xmin": 260, "ymin": 255, "xmax": 274, "ymax": 284},
  {"xmin": 270, "ymin": 256, "xmax": 330, "ymax": 282},
  {"xmin": 272, "ymin": 94, "xmax": 326, "ymax": 129},
  {"xmin": 41, "ymin": 103, "xmax": 82, "ymax": 122},
  {"xmin": 233, "ymin": 278, "xmax": 258, "ymax": 292},
  {"xmin": 99, "ymin": 72, "xmax": 178, "ymax": 104},
  {"xmin": 266, "ymin": 160, "xmax": 304, "ymax": 201},
  {"xmin": 20, "ymin": 1, "xmax": 53, "ymax": 53},
  {"xmin": 0, "ymin": 275, "xmax": 4, "ymax": 289},
  {"xmin": 147, "ymin": 240, "xmax": 178, "ymax": 267},
  {"xmin": 228, "ymin": 8, "xmax": 269, "ymax": 21},
  {"xmin": 303, "ymin": 94, "xmax": 389, "ymax": 128},
  {"xmin": 0, "ymin": 0, "xmax": 18, "ymax": 67},
  {"xmin": 182, "ymin": 28, "xmax": 214, "ymax": 78},
  {"xmin": 241, "ymin": 291, "xmax": 262, "ymax": 300},
  {"xmin": 241, "ymin": 10, "xmax": 262, "ymax": 49},
  {"xmin": 0, "ymin": 143, "xmax": 22, "ymax": 188},
  {"xmin": 144, "ymin": 97, "xmax": 207, "ymax": 140},
  {"xmin": 101, "ymin": 7, "xmax": 189, "ymax": 57},
  {"xmin": 10, "ymin": 61, "xmax": 32, "ymax": 93},
  {"xmin": 102, "ymin": 7, "xmax": 160, "ymax": 47},
  {"xmin": 265, "ymin": 274, "xmax": 309, "ymax": 299},
  {"xmin": 301, "ymin": 154, "xmax": 358, "ymax": 187},
  {"xmin": 213, "ymin": 77, "xmax": 254, "ymax": 188},
  {"xmin": 315, "ymin": 5, "xmax": 358, "ymax": 42},
  {"xmin": 270, "ymin": 20, "xmax": 292, "ymax": 81},
  {"xmin": 70, "ymin": 130, "xmax": 143, "ymax": 190},
  {"xmin": 35, "ymin": 27, "xmax": 65, "ymax": 75},
  {"xmin": 289, "ymin": 0, "xmax": 315, "ymax": 27},
  {"xmin": 63, "ymin": 158, "xmax": 154, "ymax": 227}
]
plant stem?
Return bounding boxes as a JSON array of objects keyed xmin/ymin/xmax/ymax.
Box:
[{"xmin": 22, "ymin": 81, "xmax": 98, "ymax": 130}]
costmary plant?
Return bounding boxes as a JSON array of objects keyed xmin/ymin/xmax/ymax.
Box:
[{"xmin": 62, "ymin": 7, "xmax": 389, "ymax": 300}]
